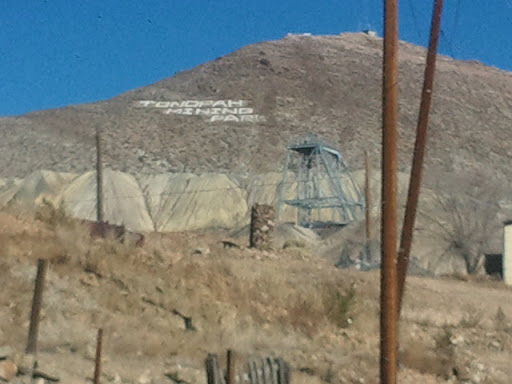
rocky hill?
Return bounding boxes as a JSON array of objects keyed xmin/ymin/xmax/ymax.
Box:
[
  {"xmin": 1, "ymin": 32, "xmax": 511, "ymax": 195},
  {"xmin": 3, "ymin": 32, "xmax": 512, "ymax": 384},
  {"xmin": 2, "ymin": 32, "xmax": 512, "ymax": 277}
]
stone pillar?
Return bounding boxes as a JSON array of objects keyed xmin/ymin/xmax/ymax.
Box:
[
  {"xmin": 503, "ymin": 221, "xmax": 512, "ymax": 285},
  {"xmin": 250, "ymin": 204, "xmax": 275, "ymax": 250}
]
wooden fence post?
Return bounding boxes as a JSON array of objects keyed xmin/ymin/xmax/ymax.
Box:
[
  {"xmin": 26, "ymin": 259, "xmax": 48, "ymax": 355},
  {"xmin": 96, "ymin": 126, "xmax": 104, "ymax": 225},
  {"xmin": 93, "ymin": 328, "xmax": 103, "ymax": 384},
  {"xmin": 205, "ymin": 354, "xmax": 226, "ymax": 384},
  {"xmin": 226, "ymin": 350, "xmax": 235, "ymax": 384}
]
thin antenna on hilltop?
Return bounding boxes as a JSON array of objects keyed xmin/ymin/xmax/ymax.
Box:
[
  {"xmin": 440, "ymin": 0, "xmax": 462, "ymax": 59},
  {"xmin": 407, "ymin": 0, "xmax": 423, "ymax": 40},
  {"xmin": 360, "ymin": 0, "xmax": 377, "ymax": 35}
]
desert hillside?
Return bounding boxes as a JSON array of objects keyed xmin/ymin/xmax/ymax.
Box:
[
  {"xmin": 0, "ymin": 32, "xmax": 511, "ymax": 196},
  {"xmin": 1, "ymin": 211, "xmax": 512, "ymax": 384},
  {"xmin": 2, "ymin": 32, "xmax": 512, "ymax": 384},
  {"xmin": 1, "ymin": 32, "xmax": 511, "ymax": 277}
]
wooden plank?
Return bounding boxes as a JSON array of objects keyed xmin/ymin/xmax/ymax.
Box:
[
  {"xmin": 277, "ymin": 358, "xmax": 290, "ymax": 384},
  {"xmin": 248, "ymin": 360, "xmax": 258, "ymax": 384},
  {"xmin": 262, "ymin": 358, "xmax": 271, "ymax": 384},
  {"xmin": 205, "ymin": 354, "xmax": 218, "ymax": 384},
  {"xmin": 268, "ymin": 358, "xmax": 279, "ymax": 384},
  {"xmin": 215, "ymin": 356, "xmax": 226, "ymax": 384}
]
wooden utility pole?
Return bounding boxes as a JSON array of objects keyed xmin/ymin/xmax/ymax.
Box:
[
  {"xmin": 365, "ymin": 151, "xmax": 372, "ymax": 264},
  {"xmin": 381, "ymin": 0, "xmax": 399, "ymax": 382},
  {"xmin": 96, "ymin": 127, "xmax": 104, "ymax": 223},
  {"xmin": 26, "ymin": 259, "xmax": 48, "ymax": 355},
  {"xmin": 397, "ymin": 0, "xmax": 444, "ymax": 313}
]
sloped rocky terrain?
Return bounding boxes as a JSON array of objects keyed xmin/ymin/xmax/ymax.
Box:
[
  {"xmin": 0, "ymin": 32, "xmax": 511, "ymax": 195},
  {"xmin": 2, "ymin": 211, "xmax": 512, "ymax": 384},
  {"xmin": 2, "ymin": 32, "xmax": 512, "ymax": 384}
]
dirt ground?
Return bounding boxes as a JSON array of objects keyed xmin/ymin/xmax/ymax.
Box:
[{"xmin": 1, "ymin": 210, "xmax": 512, "ymax": 384}]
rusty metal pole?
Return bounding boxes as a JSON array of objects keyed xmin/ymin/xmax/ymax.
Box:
[
  {"xmin": 26, "ymin": 259, "xmax": 48, "ymax": 355},
  {"xmin": 226, "ymin": 349, "xmax": 235, "ymax": 384},
  {"xmin": 93, "ymin": 328, "xmax": 103, "ymax": 384},
  {"xmin": 96, "ymin": 127, "xmax": 104, "ymax": 224},
  {"xmin": 397, "ymin": 0, "xmax": 444, "ymax": 313},
  {"xmin": 365, "ymin": 151, "xmax": 372, "ymax": 264},
  {"xmin": 381, "ymin": 0, "xmax": 399, "ymax": 382}
]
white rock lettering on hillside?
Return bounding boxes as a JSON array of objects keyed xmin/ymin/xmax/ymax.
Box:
[{"xmin": 137, "ymin": 100, "xmax": 266, "ymax": 123}]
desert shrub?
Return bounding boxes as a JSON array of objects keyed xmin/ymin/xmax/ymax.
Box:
[
  {"xmin": 423, "ymin": 188, "xmax": 501, "ymax": 275},
  {"xmin": 458, "ymin": 307, "xmax": 483, "ymax": 328},
  {"xmin": 286, "ymin": 296, "xmax": 322, "ymax": 336},
  {"xmin": 400, "ymin": 329, "xmax": 456, "ymax": 380},
  {"xmin": 53, "ymin": 220, "xmax": 139, "ymax": 276},
  {"xmin": 35, "ymin": 198, "xmax": 69, "ymax": 227},
  {"xmin": 323, "ymin": 284, "xmax": 356, "ymax": 328},
  {"xmin": 282, "ymin": 239, "xmax": 308, "ymax": 249},
  {"xmin": 495, "ymin": 306, "xmax": 509, "ymax": 331}
]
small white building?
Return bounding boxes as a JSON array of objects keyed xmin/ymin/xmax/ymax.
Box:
[{"xmin": 503, "ymin": 220, "xmax": 512, "ymax": 285}]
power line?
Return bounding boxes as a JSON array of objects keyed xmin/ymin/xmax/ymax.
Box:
[
  {"xmin": 59, "ymin": 176, "xmax": 361, "ymax": 203},
  {"xmin": 407, "ymin": 0, "xmax": 423, "ymax": 40},
  {"xmin": 440, "ymin": 29, "xmax": 456, "ymax": 58},
  {"xmin": 440, "ymin": 0, "xmax": 463, "ymax": 59},
  {"xmin": 451, "ymin": 0, "xmax": 462, "ymax": 57}
]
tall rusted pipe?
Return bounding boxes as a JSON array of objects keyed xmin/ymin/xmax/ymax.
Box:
[
  {"xmin": 397, "ymin": 0, "xmax": 444, "ymax": 314},
  {"xmin": 381, "ymin": 0, "xmax": 399, "ymax": 382}
]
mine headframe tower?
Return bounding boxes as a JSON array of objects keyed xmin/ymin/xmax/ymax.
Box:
[{"xmin": 276, "ymin": 135, "xmax": 364, "ymax": 227}]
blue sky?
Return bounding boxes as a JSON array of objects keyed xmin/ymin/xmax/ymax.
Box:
[{"xmin": 1, "ymin": 0, "xmax": 511, "ymax": 116}]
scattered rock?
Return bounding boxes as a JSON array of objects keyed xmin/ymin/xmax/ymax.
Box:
[
  {"xmin": 449, "ymin": 335, "xmax": 464, "ymax": 346},
  {"xmin": 137, "ymin": 369, "xmax": 151, "ymax": 384},
  {"xmin": 80, "ymin": 272, "xmax": 100, "ymax": 287},
  {"xmin": 221, "ymin": 240, "xmax": 242, "ymax": 249},
  {"xmin": 111, "ymin": 372, "xmax": 122, "ymax": 383},
  {"xmin": 193, "ymin": 247, "xmax": 210, "ymax": 256},
  {"xmin": 0, "ymin": 361, "xmax": 18, "ymax": 382},
  {"xmin": 490, "ymin": 340, "xmax": 501, "ymax": 350},
  {"xmin": 0, "ymin": 346, "xmax": 13, "ymax": 360}
]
